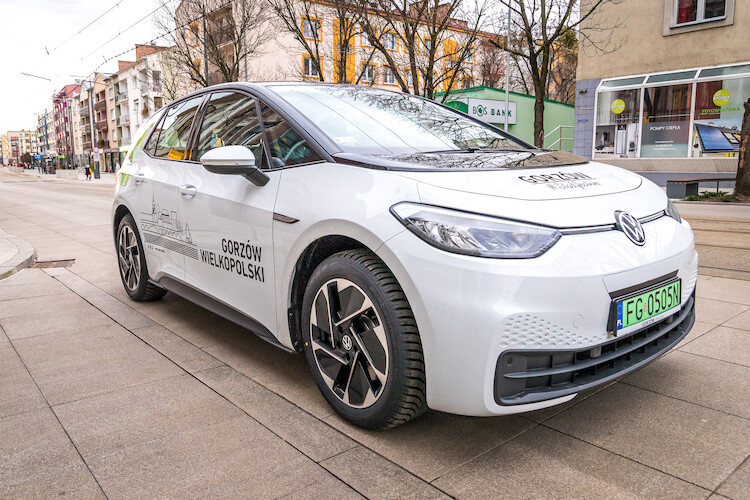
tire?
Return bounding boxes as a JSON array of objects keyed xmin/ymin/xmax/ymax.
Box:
[
  {"xmin": 116, "ymin": 214, "xmax": 167, "ymax": 302},
  {"xmin": 301, "ymin": 249, "xmax": 427, "ymax": 429}
]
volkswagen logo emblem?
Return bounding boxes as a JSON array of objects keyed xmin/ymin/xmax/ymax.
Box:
[
  {"xmin": 341, "ymin": 335, "xmax": 353, "ymax": 351},
  {"xmin": 614, "ymin": 210, "xmax": 646, "ymax": 246}
]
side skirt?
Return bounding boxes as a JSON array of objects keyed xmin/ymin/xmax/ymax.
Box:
[{"xmin": 152, "ymin": 277, "xmax": 294, "ymax": 353}]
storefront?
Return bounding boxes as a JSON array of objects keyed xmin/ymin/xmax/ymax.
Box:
[
  {"xmin": 439, "ymin": 86, "xmax": 575, "ymax": 150},
  {"xmin": 592, "ymin": 62, "xmax": 749, "ymax": 161}
]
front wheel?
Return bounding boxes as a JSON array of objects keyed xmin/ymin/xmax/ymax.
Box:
[{"xmin": 301, "ymin": 249, "xmax": 427, "ymax": 429}]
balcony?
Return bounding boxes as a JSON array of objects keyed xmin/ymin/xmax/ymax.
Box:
[
  {"xmin": 96, "ymin": 120, "xmax": 108, "ymax": 131},
  {"xmin": 94, "ymin": 100, "xmax": 106, "ymax": 111},
  {"xmin": 115, "ymin": 91, "xmax": 128, "ymax": 103},
  {"xmin": 117, "ymin": 114, "xmax": 130, "ymax": 125},
  {"xmin": 79, "ymin": 105, "xmax": 89, "ymax": 116},
  {"xmin": 140, "ymin": 84, "xmax": 149, "ymax": 95}
]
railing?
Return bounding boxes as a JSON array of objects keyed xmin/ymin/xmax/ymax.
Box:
[
  {"xmin": 543, "ymin": 125, "xmax": 574, "ymax": 151},
  {"xmin": 94, "ymin": 100, "xmax": 106, "ymax": 111},
  {"xmin": 116, "ymin": 91, "xmax": 128, "ymax": 103},
  {"xmin": 117, "ymin": 114, "xmax": 130, "ymax": 125},
  {"xmin": 79, "ymin": 105, "xmax": 89, "ymax": 116},
  {"xmin": 96, "ymin": 120, "xmax": 108, "ymax": 130}
]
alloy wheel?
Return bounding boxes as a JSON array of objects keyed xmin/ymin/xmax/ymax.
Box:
[
  {"xmin": 118, "ymin": 225, "xmax": 141, "ymax": 291},
  {"xmin": 309, "ymin": 278, "xmax": 389, "ymax": 408}
]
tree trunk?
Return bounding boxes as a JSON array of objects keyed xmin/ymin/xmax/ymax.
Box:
[
  {"xmin": 736, "ymin": 99, "xmax": 750, "ymax": 196},
  {"xmin": 533, "ymin": 91, "xmax": 545, "ymax": 148}
]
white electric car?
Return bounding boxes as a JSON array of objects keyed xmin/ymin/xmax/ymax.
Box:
[{"xmin": 113, "ymin": 83, "xmax": 697, "ymax": 429}]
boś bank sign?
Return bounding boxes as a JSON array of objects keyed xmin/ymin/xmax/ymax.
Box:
[{"xmin": 467, "ymin": 98, "xmax": 517, "ymax": 125}]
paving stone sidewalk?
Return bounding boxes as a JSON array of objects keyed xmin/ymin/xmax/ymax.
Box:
[{"xmin": 1, "ymin": 168, "xmax": 749, "ymax": 499}]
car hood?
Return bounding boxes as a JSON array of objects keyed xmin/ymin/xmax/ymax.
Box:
[{"xmin": 334, "ymin": 150, "xmax": 642, "ymax": 201}]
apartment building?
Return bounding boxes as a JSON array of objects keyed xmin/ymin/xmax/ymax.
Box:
[
  {"xmin": 175, "ymin": 0, "xmax": 485, "ymax": 96},
  {"xmin": 5, "ymin": 130, "xmax": 38, "ymax": 164},
  {"xmin": 52, "ymin": 83, "xmax": 80, "ymax": 167},
  {"xmin": 36, "ymin": 109, "xmax": 51, "ymax": 158},
  {"xmin": 105, "ymin": 44, "xmax": 168, "ymax": 150},
  {"xmin": 574, "ymin": 0, "xmax": 748, "ymax": 181},
  {"xmin": 0, "ymin": 135, "xmax": 9, "ymax": 164}
]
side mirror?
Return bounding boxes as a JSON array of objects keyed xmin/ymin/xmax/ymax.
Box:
[{"xmin": 200, "ymin": 145, "xmax": 269, "ymax": 186}]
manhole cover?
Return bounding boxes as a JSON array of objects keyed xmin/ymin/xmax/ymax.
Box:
[{"xmin": 31, "ymin": 259, "xmax": 75, "ymax": 268}]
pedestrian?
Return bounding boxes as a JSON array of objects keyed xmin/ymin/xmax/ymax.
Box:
[
  {"xmin": 114, "ymin": 161, "xmax": 120, "ymax": 173},
  {"xmin": 85, "ymin": 165, "xmax": 91, "ymax": 181}
]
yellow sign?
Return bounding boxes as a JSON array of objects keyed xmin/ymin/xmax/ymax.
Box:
[
  {"xmin": 611, "ymin": 99, "xmax": 626, "ymax": 114},
  {"xmin": 713, "ymin": 89, "xmax": 731, "ymax": 107}
]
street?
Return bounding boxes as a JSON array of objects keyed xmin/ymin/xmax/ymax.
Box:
[{"xmin": 1, "ymin": 167, "xmax": 749, "ymax": 499}]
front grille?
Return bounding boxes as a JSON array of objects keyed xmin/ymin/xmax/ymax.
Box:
[{"xmin": 494, "ymin": 291, "xmax": 695, "ymax": 405}]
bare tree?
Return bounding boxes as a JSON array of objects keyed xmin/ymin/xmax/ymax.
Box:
[
  {"xmin": 358, "ymin": 0, "xmax": 487, "ymax": 100},
  {"xmin": 490, "ymin": 0, "xmax": 625, "ymax": 147},
  {"xmin": 267, "ymin": 0, "xmax": 326, "ymax": 81},
  {"xmin": 737, "ymin": 98, "xmax": 750, "ymax": 197},
  {"xmin": 155, "ymin": 0, "xmax": 275, "ymax": 89}
]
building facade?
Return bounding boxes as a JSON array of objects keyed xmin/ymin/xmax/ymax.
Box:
[
  {"xmin": 441, "ymin": 86, "xmax": 575, "ymax": 149},
  {"xmin": 5, "ymin": 130, "xmax": 38, "ymax": 164},
  {"xmin": 574, "ymin": 0, "xmax": 748, "ymax": 180},
  {"xmin": 52, "ymin": 84, "xmax": 80, "ymax": 168},
  {"xmin": 174, "ymin": 0, "xmax": 489, "ymax": 98},
  {"xmin": 36, "ymin": 109, "xmax": 51, "ymax": 159},
  {"xmin": 105, "ymin": 45, "xmax": 168, "ymax": 153}
]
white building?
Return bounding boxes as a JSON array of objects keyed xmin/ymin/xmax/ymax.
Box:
[{"xmin": 106, "ymin": 45, "xmax": 168, "ymax": 149}]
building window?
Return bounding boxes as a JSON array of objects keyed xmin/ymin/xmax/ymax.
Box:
[
  {"xmin": 303, "ymin": 55, "xmax": 321, "ymax": 79},
  {"xmin": 361, "ymin": 63, "xmax": 377, "ymax": 83},
  {"xmin": 189, "ymin": 22, "xmax": 200, "ymax": 46},
  {"xmin": 594, "ymin": 89, "xmax": 641, "ymax": 159},
  {"xmin": 675, "ymin": 0, "xmax": 726, "ymax": 26},
  {"xmin": 404, "ymin": 69, "xmax": 414, "ymax": 88},
  {"xmin": 383, "ymin": 66, "xmax": 396, "ymax": 86},
  {"xmin": 422, "ymin": 37, "xmax": 433, "ymax": 55},
  {"xmin": 302, "ymin": 17, "xmax": 321, "ymax": 41},
  {"xmin": 383, "ymin": 32, "xmax": 397, "ymax": 51},
  {"xmin": 361, "ymin": 29, "xmax": 374, "ymax": 48}
]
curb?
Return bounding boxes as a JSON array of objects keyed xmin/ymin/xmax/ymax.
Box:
[{"xmin": 0, "ymin": 229, "xmax": 37, "ymax": 280}]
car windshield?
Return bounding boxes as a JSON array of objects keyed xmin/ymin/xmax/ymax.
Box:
[{"xmin": 271, "ymin": 85, "xmax": 531, "ymax": 155}]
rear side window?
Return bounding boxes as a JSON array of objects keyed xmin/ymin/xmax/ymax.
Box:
[
  {"xmin": 153, "ymin": 96, "xmax": 204, "ymax": 160},
  {"xmin": 260, "ymin": 104, "xmax": 321, "ymax": 167},
  {"xmin": 144, "ymin": 110, "xmax": 166, "ymax": 156},
  {"xmin": 198, "ymin": 92, "xmax": 266, "ymax": 168}
]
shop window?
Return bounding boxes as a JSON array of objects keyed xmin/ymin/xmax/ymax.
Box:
[
  {"xmin": 594, "ymin": 89, "xmax": 641, "ymax": 159},
  {"xmin": 641, "ymin": 84, "xmax": 692, "ymax": 158},
  {"xmin": 691, "ymin": 77, "xmax": 749, "ymax": 157}
]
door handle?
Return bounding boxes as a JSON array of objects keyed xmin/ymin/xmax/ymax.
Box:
[
  {"xmin": 179, "ymin": 184, "xmax": 197, "ymax": 198},
  {"xmin": 134, "ymin": 173, "xmax": 145, "ymax": 184}
]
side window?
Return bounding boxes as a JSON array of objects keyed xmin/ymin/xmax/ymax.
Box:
[
  {"xmin": 198, "ymin": 92, "xmax": 265, "ymax": 168},
  {"xmin": 260, "ymin": 104, "xmax": 321, "ymax": 167},
  {"xmin": 144, "ymin": 110, "xmax": 166, "ymax": 156},
  {"xmin": 153, "ymin": 96, "xmax": 203, "ymax": 160}
]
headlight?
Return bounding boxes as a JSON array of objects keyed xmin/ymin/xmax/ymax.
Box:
[
  {"xmin": 390, "ymin": 203, "xmax": 561, "ymax": 258},
  {"xmin": 666, "ymin": 200, "xmax": 682, "ymax": 223}
]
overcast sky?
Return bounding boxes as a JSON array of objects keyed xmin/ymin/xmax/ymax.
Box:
[{"xmin": 0, "ymin": 0, "xmax": 164, "ymax": 134}]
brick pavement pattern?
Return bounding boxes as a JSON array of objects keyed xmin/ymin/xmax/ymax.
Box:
[{"xmin": 1, "ymin": 166, "xmax": 749, "ymax": 499}]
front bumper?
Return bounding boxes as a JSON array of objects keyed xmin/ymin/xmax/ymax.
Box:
[
  {"xmin": 378, "ymin": 215, "xmax": 698, "ymax": 416},
  {"xmin": 494, "ymin": 292, "xmax": 695, "ymax": 405}
]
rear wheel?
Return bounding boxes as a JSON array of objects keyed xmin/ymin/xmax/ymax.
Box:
[
  {"xmin": 117, "ymin": 214, "xmax": 167, "ymax": 302},
  {"xmin": 301, "ymin": 249, "xmax": 427, "ymax": 429}
]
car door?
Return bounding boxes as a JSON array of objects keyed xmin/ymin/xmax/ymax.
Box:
[
  {"xmin": 136, "ymin": 95, "xmax": 204, "ymax": 282},
  {"xmin": 179, "ymin": 91, "xmax": 281, "ymax": 333}
]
